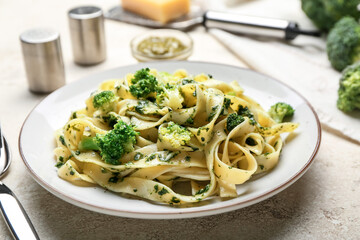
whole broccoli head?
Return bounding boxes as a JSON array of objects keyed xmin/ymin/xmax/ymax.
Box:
[
  {"xmin": 156, "ymin": 83, "xmax": 184, "ymax": 110},
  {"xmin": 327, "ymin": 17, "xmax": 360, "ymax": 71},
  {"xmin": 301, "ymin": 0, "xmax": 360, "ymax": 31},
  {"xmin": 337, "ymin": 62, "xmax": 360, "ymax": 112},
  {"xmin": 159, "ymin": 122, "xmax": 192, "ymax": 148},
  {"xmin": 268, "ymin": 102, "xmax": 295, "ymax": 123},
  {"xmin": 78, "ymin": 120, "xmax": 139, "ymax": 165},
  {"xmin": 129, "ymin": 68, "xmax": 158, "ymax": 99},
  {"xmin": 93, "ymin": 91, "xmax": 118, "ymax": 112},
  {"xmin": 226, "ymin": 113, "xmax": 245, "ymax": 132}
]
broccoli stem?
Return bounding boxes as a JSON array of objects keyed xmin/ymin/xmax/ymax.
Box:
[{"xmin": 78, "ymin": 137, "xmax": 100, "ymax": 151}]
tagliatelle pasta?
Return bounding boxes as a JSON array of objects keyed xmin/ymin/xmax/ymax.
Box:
[{"xmin": 54, "ymin": 68, "xmax": 298, "ymax": 205}]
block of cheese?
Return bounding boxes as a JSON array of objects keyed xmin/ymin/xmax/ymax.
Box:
[{"xmin": 121, "ymin": 0, "xmax": 190, "ymax": 23}]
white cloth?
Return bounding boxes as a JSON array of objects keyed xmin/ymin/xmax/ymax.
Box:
[{"xmin": 208, "ymin": 0, "xmax": 360, "ymax": 143}]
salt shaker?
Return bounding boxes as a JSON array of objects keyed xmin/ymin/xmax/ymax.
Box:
[
  {"xmin": 20, "ymin": 28, "xmax": 66, "ymax": 93},
  {"xmin": 68, "ymin": 6, "xmax": 107, "ymax": 65}
]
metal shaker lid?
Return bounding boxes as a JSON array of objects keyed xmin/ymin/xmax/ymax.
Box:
[
  {"xmin": 20, "ymin": 28, "xmax": 62, "ymax": 57},
  {"xmin": 68, "ymin": 6, "xmax": 103, "ymax": 20},
  {"xmin": 20, "ymin": 28, "xmax": 60, "ymax": 44}
]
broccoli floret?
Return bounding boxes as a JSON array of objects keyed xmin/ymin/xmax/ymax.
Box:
[
  {"xmin": 78, "ymin": 120, "xmax": 138, "ymax": 165},
  {"xmin": 159, "ymin": 122, "xmax": 192, "ymax": 148},
  {"xmin": 301, "ymin": 0, "xmax": 360, "ymax": 31},
  {"xmin": 156, "ymin": 83, "xmax": 184, "ymax": 110},
  {"xmin": 327, "ymin": 17, "xmax": 360, "ymax": 71},
  {"xmin": 102, "ymin": 112, "xmax": 121, "ymax": 128},
  {"xmin": 268, "ymin": 102, "xmax": 295, "ymax": 123},
  {"xmin": 226, "ymin": 113, "xmax": 245, "ymax": 132},
  {"xmin": 129, "ymin": 68, "xmax": 158, "ymax": 99},
  {"xmin": 337, "ymin": 62, "xmax": 360, "ymax": 112},
  {"xmin": 93, "ymin": 91, "xmax": 118, "ymax": 112}
]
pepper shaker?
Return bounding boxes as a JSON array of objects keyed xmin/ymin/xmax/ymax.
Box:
[
  {"xmin": 68, "ymin": 6, "xmax": 107, "ymax": 65},
  {"xmin": 20, "ymin": 28, "xmax": 66, "ymax": 93}
]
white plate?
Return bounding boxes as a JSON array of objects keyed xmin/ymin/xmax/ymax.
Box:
[{"xmin": 19, "ymin": 61, "xmax": 321, "ymax": 219}]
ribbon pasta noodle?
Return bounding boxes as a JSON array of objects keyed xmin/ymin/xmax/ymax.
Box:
[{"xmin": 54, "ymin": 68, "xmax": 298, "ymax": 205}]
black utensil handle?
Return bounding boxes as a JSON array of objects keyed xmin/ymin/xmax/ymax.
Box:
[
  {"xmin": 204, "ymin": 11, "xmax": 298, "ymax": 40},
  {"xmin": 0, "ymin": 182, "xmax": 40, "ymax": 240}
]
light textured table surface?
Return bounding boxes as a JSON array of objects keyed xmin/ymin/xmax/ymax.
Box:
[{"xmin": 0, "ymin": 0, "xmax": 359, "ymax": 239}]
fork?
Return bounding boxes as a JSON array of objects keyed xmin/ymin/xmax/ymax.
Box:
[{"xmin": 0, "ymin": 125, "xmax": 40, "ymax": 240}]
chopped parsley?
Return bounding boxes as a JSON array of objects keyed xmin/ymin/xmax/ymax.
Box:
[
  {"xmin": 55, "ymin": 162, "xmax": 64, "ymax": 168},
  {"xmin": 146, "ymin": 154, "xmax": 156, "ymax": 162},
  {"xmin": 238, "ymin": 105, "xmax": 256, "ymax": 125},
  {"xmin": 161, "ymin": 151, "xmax": 179, "ymax": 162},
  {"xmin": 72, "ymin": 112, "xmax": 77, "ymax": 119},
  {"xmin": 220, "ymin": 98, "xmax": 231, "ymax": 115},
  {"xmin": 182, "ymin": 79, "xmax": 196, "ymax": 85},
  {"xmin": 186, "ymin": 117, "xmax": 194, "ymax": 124},
  {"xmin": 226, "ymin": 113, "xmax": 245, "ymax": 132},
  {"xmin": 207, "ymin": 106, "xmax": 219, "ymax": 121},
  {"xmin": 109, "ymin": 175, "xmax": 119, "ymax": 183},
  {"xmin": 195, "ymin": 184, "xmax": 210, "ymax": 195},
  {"xmin": 158, "ymin": 187, "xmax": 169, "ymax": 196},
  {"xmin": 135, "ymin": 100, "xmax": 149, "ymax": 114},
  {"xmin": 170, "ymin": 197, "xmax": 180, "ymax": 203},
  {"xmin": 59, "ymin": 136, "xmax": 66, "ymax": 146},
  {"xmin": 134, "ymin": 152, "xmax": 144, "ymax": 161}
]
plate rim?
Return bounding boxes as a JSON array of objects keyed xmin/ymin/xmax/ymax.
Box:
[{"xmin": 18, "ymin": 61, "xmax": 322, "ymax": 218}]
